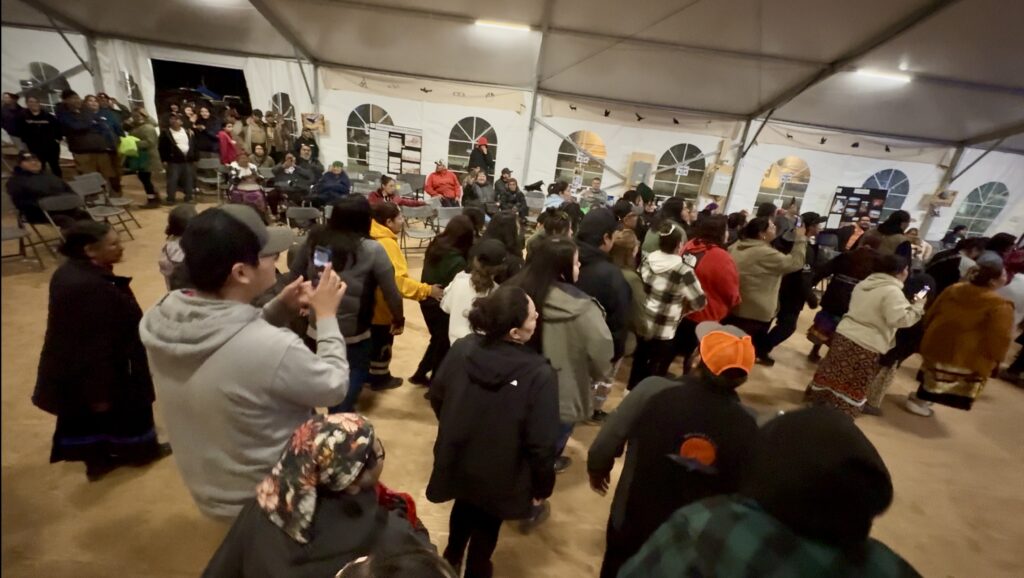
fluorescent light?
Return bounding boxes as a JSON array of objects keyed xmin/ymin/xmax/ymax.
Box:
[
  {"xmin": 475, "ymin": 19, "xmax": 531, "ymax": 32},
  {"xmin": 855, "ymin": 69, "xmax": 912, "ymax": 83}
]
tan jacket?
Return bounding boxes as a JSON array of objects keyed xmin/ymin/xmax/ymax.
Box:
[
  {"xmin": 728, "ymin": 238, "xmax": 807, "ymax": 322},
  {"xmin": 920, "ymin": 282, "xmax": 1014, "ymax": 376},
  {"xmin": 837, "ymin": 273, "xmax": 924, "ymax": 354}
]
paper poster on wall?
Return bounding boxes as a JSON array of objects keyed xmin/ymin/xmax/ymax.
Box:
[
  {"xmin": 576, "ymin": 152, "xmax": 590, "ymax": 164},
  {"xmin": 827, "ymin": 186, "xmax": 888, "ymax": 228},
  {"xmin": 675, "ymin": 165, "xmax": 690, "ymax": 177},
  {"xmin": 404, "ymin": 135, "xmax": 422, "ymax": 148},
  {"xmin": 367, "ymin": 123, "xmax": 423, "ymax": 176}
]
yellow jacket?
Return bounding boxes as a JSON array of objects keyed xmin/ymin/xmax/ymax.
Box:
[{"xmin": 370, "ymin": 220, "xmax": 432, "ymax": 324}]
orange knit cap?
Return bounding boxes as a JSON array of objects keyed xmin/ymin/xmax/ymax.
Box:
[{"xmin": 697, "ymin": 322, "xmax": 755, "ymax": 375}]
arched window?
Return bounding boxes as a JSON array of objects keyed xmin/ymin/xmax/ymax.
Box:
[
  {"xmin": 951, "ymin": 181, "xmax": 1010, "ymax": 237},
  {"xmin": 448, "ymin": 117, "xmax": 497, "ymax": 179},
  {"xmin": 20, "ymin": 62, "xmax": 70, "ymax": 114},
  {"xmin": 347, "ymin": 104, "xmax": 394, "ymax": 168},
  {"xmin": 863, "ymin": 169, "xmax": 910, "ymax": 220},
  {"xmin": 555, "ymin": 130, "xmax": 606, "ymax": 188},
  {"xmin": 271, "ymin": 93, "xmax": 298, "ymax": 154},
  {"xmin": 653, "ymin": 143, "xmax": 705, "ymax": 200},
  {"xmin": 756, "ymin": 156, "xmax": 811, "ymax": 210}
]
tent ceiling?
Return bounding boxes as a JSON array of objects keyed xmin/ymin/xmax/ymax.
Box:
[{"xmin": 4, "ymin": 0, "xmax": 1022, "ymax": 150}]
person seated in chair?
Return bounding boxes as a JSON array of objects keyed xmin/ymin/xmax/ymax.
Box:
[
  {"xmin": 297, "ymin": 143, "xmax": 324, "ymax": 179},
  {"xmin": 312, "ymin": 161, "xmax": 352, "ymax": 208},
  {"xmin": 269, "ymin": 152, "xmax": 317, "ymax": 217},
  {"xmin": 6, "ymin": 152, "xmax": 89, "ymax": 228}
]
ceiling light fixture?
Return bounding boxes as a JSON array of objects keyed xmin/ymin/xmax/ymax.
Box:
[
  {"xmin": 475, "ymin": 19, "xmax": 531, "ymax": 32},
  {"xmin": 854, "ymin": 69, "xmax": 912, "ymax": 83}
]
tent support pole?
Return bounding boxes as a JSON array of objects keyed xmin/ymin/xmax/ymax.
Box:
[
  {"xmin": 533, "ymin": 117, "xmax": 626, "ymax": 180},
  {"xmin": 313, "ymin": 63, "xmax": 320, "ymax": 113},
  {"xmin": 950, "ymin": 140, "xmax": 1002, "ymax": 184},
  {"xmin": 298, "ymin": 56, "xmax": 315, "ymax": 107},
  {"xmin": 723, "ymin": 118, "xmax": 753, "ymax": 210},
  {"xmin": 45, "ymin": 16, "xmax": 91, "ymax": 74},
  {"xmin": 86, "ymin": 35, "xmax": 104, "ymax": 94},
  {"xmin": 919, "ymin": 145, "xmax": 964, "ymax": 238},
  {"xmin": 521, "ymin": 0, "xmax": 554, "ymax": 184}
]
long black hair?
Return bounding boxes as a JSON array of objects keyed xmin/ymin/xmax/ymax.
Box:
[
  {"xmin": 652, "ymin": 196, "xmax": 685, "ymax": 232},
  {"xmin": 425, "ymin": 214, "xmax": 476, "ymax": 266},
  {"xmin": 309, "ymin": 195, "xmax": 371, "ymax": 270},
  {"xmin": 877, "ymin": 210, "xmax": 910, "ymax": 236},
  {"xmin": 506, "ymin": 236, "xmax": 577, "ymax": 352},
  {"xmin": 468, "ymin": 285, "xmax": 532, "ymax": 344},
  {"xmin": 483, "ymin": 210, "xmax": 523, "ymax": 256}
]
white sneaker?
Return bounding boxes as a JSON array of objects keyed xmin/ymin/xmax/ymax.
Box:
[{"xmin": 904, "ymin": 393, "xmax": 934, "ymax": 417}]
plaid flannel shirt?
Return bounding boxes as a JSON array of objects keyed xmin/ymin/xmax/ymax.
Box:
[
  {"xmin": 620, "ymin": 496, "xmax": 922, "ymax": 578},
  {"xmin": 640, "ymin": 252, "xmax": 706, "ymax": 340}
]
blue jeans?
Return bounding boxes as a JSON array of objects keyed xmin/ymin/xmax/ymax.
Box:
[{"xmin": 330, "ymin": 339, "xmax": 371, "ymax": 413}]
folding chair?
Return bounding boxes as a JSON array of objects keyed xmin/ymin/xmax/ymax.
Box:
[
  {"xmin": 364, "ymin": 170, "xmax": 382, "ymax": 183},
  {"xmin": 195, "ymin": 158, "xmax": 224, "ymax": 200},
  {"xmin": 65, "ymin": 182, "xmax": 135, "ymax": 240},
  {"xmin": 2, "ymin": 224, "xmax": 45, "ymax": 269},
  {"xmin": 436, "ymin": 206, "xmax": 463, "ymax": 229},
  {"xmin": 397, "ymin": 173, "xmax": 426, "ymax": 198},
  {"xmin": 352, "ymin": 181, "xmax": 376, "ymax": 196},
  {"xmin": 397, "ymin": 181, "xmax": 415, "ymax": 199},
  {"xmin": 525, "ymin": 191, "xmax": 546, "ymax": 228},
  {"xmin": 73, "ymin": 172, "xmax": 142, "ymax": 229},
  {"xmin": 424, "ymin": 195, "xmax": 443, "ymax": 209},
  {"xmin": 36, "ymin": 194, "xmax": 84, "ymax": 246},
  {"xmin": 400, "ymin": 205, "xmax": 437, "ymax": 256},
  {"xmin": 285, "ymin": 206, "xmax": 322, "ymax": 236}
]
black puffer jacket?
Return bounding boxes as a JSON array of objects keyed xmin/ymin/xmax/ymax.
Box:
[
  {"xmin": 576, "ymin": 241, "xmax": 632, "ymax": 360},
  {"xmin": 427, "ymin": 335, "xmax": 560, "ymax": 520},
  {"xmin": 6, "ymin": 166, "xmax": 73, "ymax": 220}
]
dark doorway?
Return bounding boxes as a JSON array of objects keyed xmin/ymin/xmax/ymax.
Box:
[{"xmin": 151, "ymin": 59, "xmax": 251, "ymax": 119}]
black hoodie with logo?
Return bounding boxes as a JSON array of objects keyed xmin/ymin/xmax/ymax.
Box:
[{"xmin": 427, "ymin": 334, "xmax": 560, "ymax": 520}]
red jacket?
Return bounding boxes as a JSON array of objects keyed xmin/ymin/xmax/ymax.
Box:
[
  {"xmin": 217, "ymin": 131, "xmax": 238, "ymax": 165},
  {"xmin": 425, "ymin": 169, "xmax": 461, "ymax": 200},
  {"xmin": 368, "ymin": 188, "xmax": 424, "ymax": 207},
  {"xmin": 682, "ymin": 239, "xmax": 741, "ymax": 323}
]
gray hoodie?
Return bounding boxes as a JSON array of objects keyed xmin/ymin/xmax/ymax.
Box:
[{"xmin": 139, "ymin": 291, "xmax": 349, "ymax": 520}]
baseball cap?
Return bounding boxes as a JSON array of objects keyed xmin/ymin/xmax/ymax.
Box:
[
  {"xmin": 331, "ymin": 161, "xmax": 344, "ymax": 169},
  {"xmin": 219, "ymin": 204, "xmax": 294, "ymax": 257},
  {"xmin": 435, "ymin": 159, "xmax": 446, "ymax": 166},
  {"xmin": 17, "ymin": 151, "xmax": 38, "ymax": 163},
  {"xmin": 576, "ymin": 207, "xmax": 621, "ymax": 246},
  {"xmin": 501, "ymin": 167, "xmax": 512, "ymax": 175},
  {"xmin": 476, "ymin": 136, "xmax": 489, "ymax": 146},
  {"xmin": 696, "ymin": 322, "xmax": 755, "ymax": 375}
]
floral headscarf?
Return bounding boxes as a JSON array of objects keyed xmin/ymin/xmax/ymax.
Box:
[{"xmin": 256, "ymin": 413, "xmax": 376, "ymax": 543}]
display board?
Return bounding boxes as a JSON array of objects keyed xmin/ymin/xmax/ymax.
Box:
[
  {"xmin": 368, "ymin": 123, "xmax": 422, "ymax": 175},
  {"xmin": 825, "ymin": 186, "xmax": 889, "ymax": 230}
]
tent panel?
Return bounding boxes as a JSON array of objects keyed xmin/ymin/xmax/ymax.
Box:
[
  {"xmin": 776, "ymin": 71, "xmax": 1024, "ymax": 142},
  {"xmin": 854, "ymin": 0, "xmax": 1024, "ymax": 89},
  {"xmin": 539, "ymin": 33, "xmax": 818, "ymax": 115},
  {"xmin": 319, "ymin": 0, "xmax": 548, "ymax": 24},
  {"xmin": 548, "ymin": 0, "xmax": 930, "ymax": 62},
  {"xmin": 1, "ymin": 0, "xmax": 56, "ymax": 29},
  {"xmin": 270, "ymin": 0, "xmax": 542, "ymax": 87},
  {"xmin": 32, "ymin": 0, "xmax": 296, "ymax": 58}
]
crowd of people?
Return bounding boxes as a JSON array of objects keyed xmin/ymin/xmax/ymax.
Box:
[{"xmin": 10, "ymin": 88, "xmax": 1023, "ymax": 577}]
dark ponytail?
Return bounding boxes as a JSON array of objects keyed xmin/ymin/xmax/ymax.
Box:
[{"xmin": 468, "ymin": 285, "xmax": 531, "ymax": 343}]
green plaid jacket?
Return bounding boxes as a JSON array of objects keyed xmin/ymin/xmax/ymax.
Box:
[{"xmin": 619, "ymin": 496, "xmax": 922, "ymax": 578}]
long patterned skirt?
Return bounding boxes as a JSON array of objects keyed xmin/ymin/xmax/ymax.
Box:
[
  {"xmin": 805, "ymin": 333, "xmax": 880, "ymax": 418},
  {"xmin": 50, "ymin": 404, "xmax": 161, "ymax": 466},
  {"xmin": 916, "ymin": 359, "xmax": 987, "ymax": 411}
]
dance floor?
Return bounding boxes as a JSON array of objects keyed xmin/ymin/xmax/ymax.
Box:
[{"xmin": 3, "ymin": 185, "xmax": 1022, "ymax": 577}]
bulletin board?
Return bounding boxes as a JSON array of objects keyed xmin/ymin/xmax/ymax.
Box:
[
  {"xmin": 367, "ymin": 123, "xmax": 423, "ymax": 175},
  {"xmin": 825, "ymin": 186, "xmax": 889, "ymax": 230}
]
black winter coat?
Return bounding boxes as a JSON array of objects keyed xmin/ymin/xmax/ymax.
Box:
[
  {"xmin": 16, "ymin": 109, "xmax": 62, "ymax": 154},
  {"xmin": 6, "ymin": 166, "xmax": 73, "ymax": 220},
  {"xmin": 158, "ymin": 128, "xmax": 198, "ymax": 163},
  {"xmin": 468, "ymin": 146, "xmax": 493, "ymax": 174},
  {"xmin": 576, "ymin": 241, "xmax": 632, "ymax": 360},
  {"xmin": 427, "ymin": 335, "xmax": 560, "ymax": 520},
  {"xmin": 33, "ymin": 260, "xmax": 155, "ymax": 415},
  {"xmin": 58, "ymin": 109, "xmax": 116, "ymax": 153},
  {"xmin": 194, "ymin": 117, "xmax": 222, "ymax": 153},
  {"xmin": 203, "ymin": 490, "xmax": 433, "ymax": 578}
]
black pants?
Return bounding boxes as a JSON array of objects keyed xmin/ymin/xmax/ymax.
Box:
[
  {"xmin": 722, "ymin": 316, "xmax": 771, "ymax": 356},
  {"xmin": 32, "ymin": 146, "xmax": 62, "ymax": 178},
  {"xmin": 444, "ymin": 500, "xmax": 503, "ymax": 578},
  {"xmin": 673, "ymin": 317, "xmax": 700, "ymax": 373},
  {"xmin": 627, "ymin": 338, "xmax": 676, "ymax": 390},
  {"xmin": 414, "ymin": 300, "xmax": 450, "ymax": 381},
  {"xmin": 137, "ymin": 171, "xmax": 157, "ymax": 201},
  {"xmin": 600, "ymin": 519, "xmax": 644, "ymax": 578},
  {"xmin": 368, "ymin": 324, "xmax": 394, "ymax": 385},
  {"xmin": 764, "ymin": 300, "xmax": 803, "ymax": 354},
  {"xmin": 1008, "ymin": 334, "xmax": 1024, "ymax": 373}
]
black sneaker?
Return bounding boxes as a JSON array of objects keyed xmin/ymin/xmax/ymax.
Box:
[
  {"xmin": 554, "ymin": 456, "xmax": 572, "ymax": 474},
  {"xmin": 162, "ymin": 199, "xmax": 177, "ymax": 207},
  {"xmin": 756, "ymin": 354, "xmax": 776, "ymax": 367},
  {"xmin": 142, "ymin": 199, "xmax": 162, "ymax": 209},
  {"xmin": 86, "ymin": 460, "xmax": 118, "ymax": 482},
  {"xmin": 518, "ymin": 500, "xmax": 551, "ymax": 534},
  {"xmin": 368, "ymin": 377, "xmax": 403, "ymax": 391},
  {"xmin": 408, "ymin": 373, "xmax": 431, "ymax": 387},
  {"xmin": 589, "ymin": 409, "xmax": 609, "ymax": 423}
]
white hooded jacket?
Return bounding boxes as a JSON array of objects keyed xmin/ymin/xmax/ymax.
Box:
[{"xmin": 836, "ymin": 273, "xmax": 925, "ymax": 354}]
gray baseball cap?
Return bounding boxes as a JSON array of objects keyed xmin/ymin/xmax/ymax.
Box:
[{"xmin": 219, "ymin": 204, "xmax": 295, "ymax": 257}]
